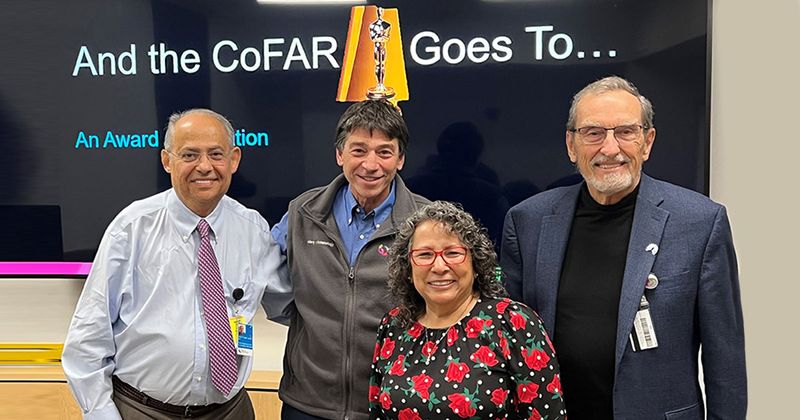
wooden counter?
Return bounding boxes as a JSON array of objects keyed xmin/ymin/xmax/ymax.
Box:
[{"xmin": 0, "ymin": 367, "xmax": 283, "ymax": 420}]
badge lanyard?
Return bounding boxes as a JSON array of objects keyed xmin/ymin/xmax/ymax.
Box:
[{"xmin": 228, "ymin": 287, "xmax": 253, "ymax": 356}]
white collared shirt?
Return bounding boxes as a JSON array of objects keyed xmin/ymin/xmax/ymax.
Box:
[{"xmin": 62, "ymin": 189, "xmax": 291, "ymax": 419}]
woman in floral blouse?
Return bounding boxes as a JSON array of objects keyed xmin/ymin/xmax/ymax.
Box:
[{"xmin": 369, "ymin": 201, "xmax": 566, "ymax": 420}]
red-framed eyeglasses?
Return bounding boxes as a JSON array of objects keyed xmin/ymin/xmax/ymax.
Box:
[{"xmin": 409, "ymin": 246, "xmax": 468, "ymax": 266}]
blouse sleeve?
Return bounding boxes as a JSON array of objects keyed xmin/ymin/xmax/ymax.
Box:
[
  {"xmin": 368, "ymin": 308, "xmax": 397, "ymax": 419},
  {"xmin": 500, "ymin": 298, "xmax": 567, "ymax": 419}
]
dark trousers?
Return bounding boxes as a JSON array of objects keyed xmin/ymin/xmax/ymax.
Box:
[
  {"xmin": 113, "ymin": 384, "xmax": 255, "ymax": 420},
  {"xmin": 281, "ymin": 403, "xmax": 330, "ymax": 420}
]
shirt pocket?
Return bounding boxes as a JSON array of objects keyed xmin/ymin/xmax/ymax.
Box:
[
  {"xmin": 650, "ymin": 269, "xmax": 692, "ymax": 294},
  {"xmin": 223, "ymin": 270, "xmax": 255, "ymax": 319}
]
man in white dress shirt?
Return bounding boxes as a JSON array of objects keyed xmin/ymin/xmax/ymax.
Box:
[{"xmin": 62, "ymin": 109, "xmax": 290, "ymax": 419}]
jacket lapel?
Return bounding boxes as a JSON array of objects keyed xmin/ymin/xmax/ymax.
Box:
[
  {"xmin": 300, "ymin": 174, "xmax": 348, "ymax": 243},
  {"xmin": 614, "ymin": 174, "xmax": 669, "ymax": 376},
  {"xmin": 536, "ymin": 185, "xmax": 580, "ymax": 334}
]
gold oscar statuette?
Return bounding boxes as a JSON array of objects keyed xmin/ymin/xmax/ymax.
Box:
[{"xmin": 366, "ymin": 7, "xmax": 396, "ymax": 100}]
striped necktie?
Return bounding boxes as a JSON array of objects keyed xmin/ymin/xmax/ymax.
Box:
[{"xmin": 196, "ymin": 219, "xmax": 238, "ymax": 395}]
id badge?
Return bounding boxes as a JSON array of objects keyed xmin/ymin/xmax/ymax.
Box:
[
  {"xmin": 629, "ymin": 296, "xmax": 658, "ymax": 351},
  {"xmin": 229, "ymin": 316, "xmax": 254, "ymax": 356}
]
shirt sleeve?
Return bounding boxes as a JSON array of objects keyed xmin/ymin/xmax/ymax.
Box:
[
  {"xmin": 260, "ymin": 216, "xmax": 294, "ymax": 326},
  {"xmin": 501, "ymin": 299, "xmax": 567, "ymax": 419},
  {"xmin": 61, "ymin": 228, "xmax": 128, "ymax": 420},
  {"xmin": 368, "ymin": 311, "xmax": 394, "ymax": 419},
  {"xmin": 270, "ymin": 210, "xmax": 290, "ymax": 254}
]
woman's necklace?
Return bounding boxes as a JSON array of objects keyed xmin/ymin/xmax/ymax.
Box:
[
  {"xmin": 420, "ymin": 294, "xmax": 476, "ymax": 365},
  {"xmin": 423, "ymin": 328, "xmax": 449, "ymax": 364}
]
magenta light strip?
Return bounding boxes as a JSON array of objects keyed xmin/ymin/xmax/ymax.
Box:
[{"xmin": 0, "ymin": 262, "xmax": 92, "ymax": 276}]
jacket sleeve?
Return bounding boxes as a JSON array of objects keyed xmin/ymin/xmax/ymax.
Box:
[
  {"xmin": 698, "ymin": 206, "xmax": 747, "ymax": 419},
  {"xmin": 500, "ymin": 210, "xmax": 524, "ymax": 301}
]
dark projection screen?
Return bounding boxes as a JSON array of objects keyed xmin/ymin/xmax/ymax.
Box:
[{"xmin": 0, "ymin": 0, "xmax": 710, "ymax": 262}]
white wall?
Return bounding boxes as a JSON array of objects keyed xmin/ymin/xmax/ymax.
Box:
[{"xmin": 711, "ymin": 1, "xmax": 800, "ymax": 417}]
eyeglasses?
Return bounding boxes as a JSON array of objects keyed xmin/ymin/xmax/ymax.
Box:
[
  {"xmin": 409, "ymin": 246, "xmax": 468, "ymax": 266},
  {"xmin": 569, "ymin": 124, "xmax": 647, "ymax": 145},
  {"xmin": 167, "ymin": 149, "xmax": 231, "ymax": 164}
]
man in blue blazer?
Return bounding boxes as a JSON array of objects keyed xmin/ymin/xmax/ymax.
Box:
[{"xmin": 500, "ymin": 76, "xmax": 746, "ymax": 419}]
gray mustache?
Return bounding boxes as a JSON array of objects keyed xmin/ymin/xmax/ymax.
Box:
[{"xmin": 591, "ymin": 154, "xmax": 630, "ymax": 165}]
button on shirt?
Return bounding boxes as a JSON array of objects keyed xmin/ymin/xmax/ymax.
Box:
[
  {"xmin": 272, "ymin": 182, "xmax": 396, "ymax": 265},
  {"xmin": 62, "ymin": 189, "xmax": 291, "ymax": 420},
  {"xmin": 334, "ymin": 182, "xmax": 396, "ymax": 265}
]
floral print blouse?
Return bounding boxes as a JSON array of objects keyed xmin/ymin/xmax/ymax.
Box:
[{"xmin": 369, "ymin": 297, "xmax": 566, "ymax": 420}]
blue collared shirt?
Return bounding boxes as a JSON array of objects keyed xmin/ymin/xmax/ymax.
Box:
[
  {"xmin": 271, "ymin": 181, "xmax": 396, "ymax": 265},
  {"xmin": 334, "ymin": 182, "xmax": 396, "ymax": 265},
  {"xmin": 62, "ymin": 189, "xmax": 291, "ymax": 420}
]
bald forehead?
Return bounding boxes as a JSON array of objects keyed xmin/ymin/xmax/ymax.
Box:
[
  {"xmin": 172, "ymin": 113, "xmax": 230, "ymax": 149},
  {"xmin": 175, "ymin": 112, "xmax": 222, "ymax": 130}
]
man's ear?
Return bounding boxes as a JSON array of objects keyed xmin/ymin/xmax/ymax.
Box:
[
  {"xmin": 336, "ymin": 148, "xmax": 344, "ymax": 167},
  {"xmin": 161, "ymin": 149, "xmax": 171, "ymax": 173},
  {"xmin": 641, "ymin": 127, "xmax": 656, "ymax": 161},
  {"xmin": 230, "ymin": 147, "xmax": 242, "ymax": 173},
  {"xmin": 566, "ymin": 132, "xmax": 577, "ymax": 163}
]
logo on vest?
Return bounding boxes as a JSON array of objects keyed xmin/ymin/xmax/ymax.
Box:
[{"xmin": 307, "ymin": 240, "xmax": 334, "ymax": 247}]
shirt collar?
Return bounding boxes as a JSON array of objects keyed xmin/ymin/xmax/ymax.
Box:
[
  {"xmin": 167, "ymin": 189, "xmax": 225, "ymax": 242},
  {"xmin": 343, "ymin": 180, "xmax": 396, "ymax": 225}
]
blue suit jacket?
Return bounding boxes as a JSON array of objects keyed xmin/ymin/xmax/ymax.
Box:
[{"xmin": 500, "ymin": 174, "xmax": 746, "ymax": 420}]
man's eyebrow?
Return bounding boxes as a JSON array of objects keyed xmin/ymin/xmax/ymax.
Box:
[{"xmin": 178, "ymin": 146, "xmax": 225, "ymax": 152}]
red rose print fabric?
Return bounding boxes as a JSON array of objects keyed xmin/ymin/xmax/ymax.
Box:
[
  {"xmin": 421, "ymin": 341, "xmax": 438, "ymax": 358},
  {"xmin": 397, "ymin": 408, "xmax": 421, "ymax": 420},
  {"xmin": 490, "ymin": 387, "xmax": 509, "ymax": 407},
  {"xmin": 470, "ymin": 345, "xmax": 499, "ymax": 367},
  {"xmin": 444, "ymin": 359, "xmax": 469, "ymax": 383},
  {"xmin": 522, "ymin": 347, "xmax": 551, "ymax": 371},
  {"xmin": 380, "ymin": 338, "xmax": 395, "ymax": 360},
  {"xmin": 446, "ymin": 392, "xmax": 477, "ymax": 418},
  {"xmin": 368, "ymin": 297, "xmax": 566, "ymax": 419}
]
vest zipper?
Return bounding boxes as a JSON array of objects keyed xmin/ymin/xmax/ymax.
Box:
[{"xmin": 343, "ymin": 265, "xmax": 356, "ymax": 418}]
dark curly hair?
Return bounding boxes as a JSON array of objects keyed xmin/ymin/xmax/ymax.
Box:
[{"xmin": 387, "ymin": 201, "xmax": 507, "ymax": 328}]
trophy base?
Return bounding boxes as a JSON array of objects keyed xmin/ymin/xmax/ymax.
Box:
[{"xmin": 366, "ymin": 86, "xmax": 396, "ymax": 100}]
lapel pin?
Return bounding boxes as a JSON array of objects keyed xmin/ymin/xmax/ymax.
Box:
[
  {"xmin": 377, "ymin": 244, "xmax": 389, "ymax": 257},
  {"xmin": 645, "ymin": 243, "xmax": 659, "ymax": 255},
  {"xmin": 646, "ymin": 273, "xmax": 659, "ymax": 290}
]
